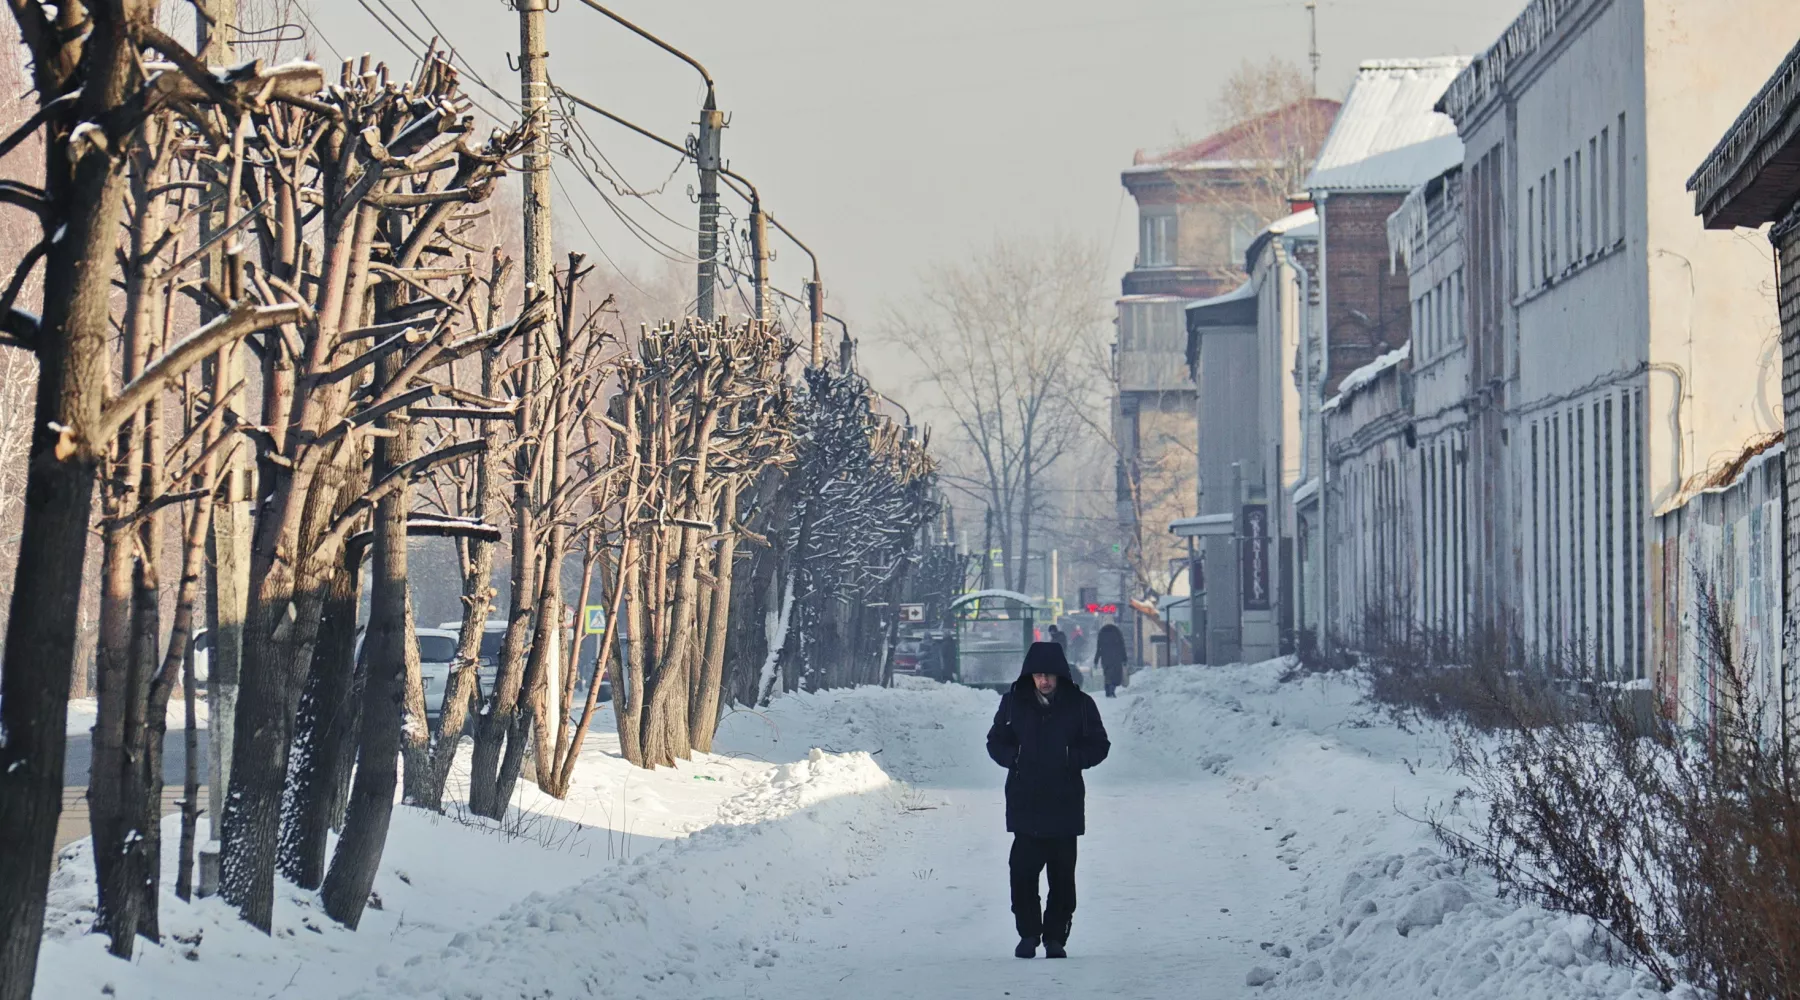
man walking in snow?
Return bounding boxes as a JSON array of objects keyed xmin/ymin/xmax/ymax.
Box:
[
  {"xmin": 986, "ymin": 641, "xmax": 1110, "ymax": 959},
  {"xmin": 1094, "ymin": 621, "xmax": 1128, "ymax": 697}
]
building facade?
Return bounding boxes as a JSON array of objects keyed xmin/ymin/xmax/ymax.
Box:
[
  {"xmin": 1388, "ymin": 166, "xmax": 1474, "ymax": 639},
  {"xmin": 1688, "ymin": 35, "xmax": 1800, "ymax": 723},
  {"xmin": 1115, "ymin": 99, "xmax": 1339, "ymax": 662},
  {"xmin": 1301, "ymin": 58, "xmax": 1469, "ymax": 646},
  {"xmin": 1437, "ymin": 0, "xmax": 1798, "ymax": 687}
]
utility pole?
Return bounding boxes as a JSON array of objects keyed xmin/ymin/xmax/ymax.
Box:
[
  {"xmin": 981, "ymin": 508, "xmax": 994, "ymax": 591},
  {"xmin": 695, "ymin": 91, "xmax": 723, "ymax": 322},
  {"xmin": 1306, "ymin": 2, "xmax": 1321, "ymax": 97},
  {"xmin": 520, "ymin": 0, "xmax": 554, "ymax": 302},
  {"xmin": 196, "ymin": 0, "xmax": 242, "ymax": 898},
  {"xmin": 807, "ymin": 274, "xmax": 825, "ymax": 367},
  {"xmin": 518, "ymin": 0, "xmax": 558, "ymax": 714},
  {"xmin": 749, "ymin": 195, "xmax": 770, "ymax": 326}
]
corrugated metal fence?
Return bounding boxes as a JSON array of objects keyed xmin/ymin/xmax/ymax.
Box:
[{"xmin": 1651, "ymin": 444, "xmax": 1784, "ymax": 729}]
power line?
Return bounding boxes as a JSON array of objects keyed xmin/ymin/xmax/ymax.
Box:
[{"xmin": 291, "ymin": 2, "xmax": 345, "ymax": 63}]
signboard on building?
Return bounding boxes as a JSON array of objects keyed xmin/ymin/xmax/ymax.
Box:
[
  {"xmin": 1240, "ymin": 504, "xmax": 1271, "ymax": 611},
  {"xmin": 899, "ymin": 603, "xmax": 926, "ymax": 623}
]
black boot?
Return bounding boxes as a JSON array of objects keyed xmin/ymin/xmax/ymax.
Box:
[
  {"xmin": 1014, "ymin": 936, "xmax": 1038, "ymax": 958},
  {"xmin": 1044, "ymin": 939, "xmax": 1067, "ymax": 958}
]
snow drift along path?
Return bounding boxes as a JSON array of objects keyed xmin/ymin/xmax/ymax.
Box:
[{"xmin": 36, "ymin": 663, "xmax": 1671, "ymax": 999}]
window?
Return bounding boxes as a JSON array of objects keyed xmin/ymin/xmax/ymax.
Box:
[
  {"xmin": 1588, "ymin": 137, "xmax": 1599, "ymax": 256},
  {"xmin": 1454, "ymin": 270, "xmax": 1465, "ymax": 344},
  {"xmin": 1563, "ymin": 155, "xmax": 1574, "ymax": 270},
  {"xmin": 1616, "ymin": 112, "xmax": 1628, "ymax": 246},
  {"xmin": 1572, "ymin": 149, "xmax": 1583, "ymax": 261},
  {"xmin": 1600, "ymin": 126, "xmax": 1611, "ymax": 247},
  {"xmin": 1531, "ymin": 421, "xmax": 1542, "ymax": 653},
  {"xmin": 1139, "ymin": 210, "xmax": 1175, "ymax": 267},
  {"xmin": 1548, "ymin": 168, "xmax": 1559, "ymax": 276},
  {"xmin": 1526, "ymin": 184, "xmax": 1538, "ymax": 290}
]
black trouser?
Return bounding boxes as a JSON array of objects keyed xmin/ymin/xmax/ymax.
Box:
[{"xmin": 1010, "ymin": 834, "xmax": 1077, "ymax": 942}]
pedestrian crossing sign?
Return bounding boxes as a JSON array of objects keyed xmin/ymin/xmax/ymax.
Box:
[{"xmin": 583, "ymin": 604, "xmax": 607, "ymax": 635}]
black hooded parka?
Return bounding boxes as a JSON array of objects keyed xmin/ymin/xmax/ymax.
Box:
[{"xmin": 985, "ymin": 642, "xmax": 1110, "ymax": 838}]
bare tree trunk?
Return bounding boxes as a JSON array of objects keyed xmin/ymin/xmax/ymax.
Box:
[
  {"xmin": 399, "ymin": 591, "xmax": 432, "ymax": 804},
  {"xmin": 613, "ymin": 529, "xmax": 646, "ymax": 766},
  {"xmin": 421, "ymin": 257, "xmax": 509, "ymax": 810},
  {"xmin": 143, "ymin": 490, "xmax": 213, "ymax": 935},
  {"xmin": 691, "ymin": 483, "xmax": 739, "ymax": 753},
  {"xmin": 469, "ymin": 391, "xmax": 537, "ymax": 815},
  {"xmin": 279, "ymin": 550, "xmax": 363, "ymax": 890},
  {"xmin": 320, "ymin": 358, "xmax": 412, "ymax": 928}
]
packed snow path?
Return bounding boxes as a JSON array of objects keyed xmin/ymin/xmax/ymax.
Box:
[
  {"xmin": 724, "ymin": 681, "xmax": 1285, "ymax": 998},
  {"xmin": 36, "ymin": 663, "xmax": 1669, "ymax": 999}
]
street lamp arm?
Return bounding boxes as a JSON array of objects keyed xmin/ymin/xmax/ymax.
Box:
[
  {"xmin": 762, "ymin": 211, "xmax": 817, "ymax": 278},
  {"xmin": 569, "ymin": 0, "xmax": 715, "ymax": 98}
]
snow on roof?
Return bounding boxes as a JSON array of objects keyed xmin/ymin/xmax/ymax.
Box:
[
  {"xmin": 1307, "ymin": 58, "xmax": 1469, "ymax": 193},
  {"xmin": 1132, "ymin": 98, "xmax": 1342, "ymax": 168},
  {"xmin": 1292, "ymin": 477, "xmax": 1320, "ymax": 505},
  {"xmin": 949, "ymin": 589, "xmax": 1041, "ymax": 609},
  {"xmin": 1322, "ymin": 341, "xmax": 1411, "ymax": 411},
  {"xmin": 1266, "ymin": 207, "xmax": 1319, "ymax": 237},
  {"xmin": 1184, "ymin": 281, "xmax": 1256, "ymax": 314}
]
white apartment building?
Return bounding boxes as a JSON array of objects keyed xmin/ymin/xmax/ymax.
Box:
[{"xmin": 1438, "ymin": 0, "xmax": 1799, "ymax": 680}]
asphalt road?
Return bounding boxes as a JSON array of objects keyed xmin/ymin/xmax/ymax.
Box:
[
  {"xmin": 63, "ymin": 729, "xmax": 201, "ymax": 785},
  {"xmin": 59, "ymin": 730, "xmax": 210, "ymax": 852}
]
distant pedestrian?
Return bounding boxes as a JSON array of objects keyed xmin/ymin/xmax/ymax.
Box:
[
  {"xmin": 1046, "ymin": 623, "xmax": 1067, "ymax": 649},
  {"xmin": 985, "ymin": 642, "xmax": 1110, "ymax": 959},
  {"xmin": 1094, "ymin": 622, "xmax": 1127, "ymax": 698}
]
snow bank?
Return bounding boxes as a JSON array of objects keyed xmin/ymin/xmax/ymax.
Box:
[
  {"xmin": 35, "ymin": 679, "xmax": 988, "ymax": 1000},
  {"xmin": 354, "ymin": 749, "xmax": 898, "ymax": 1000},
  {"xmin": 1123, "ymin": 662, "xmax": 1670, "ymax": 999}
]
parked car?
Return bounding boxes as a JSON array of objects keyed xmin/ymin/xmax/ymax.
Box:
[
  {"xmin": 892, "ymin": 637, "xmax": 925, "ymax": 672},
  {"xmin": 437, "ymin": 619, "xmax": 506, "ymax": 696},
  {"xmin": 412, "ymin": 628, "xmax": 461, "ymax": 718},
  {"xmin": 436, "ymin": 618, "xmax": 613, "ymax": 705}
]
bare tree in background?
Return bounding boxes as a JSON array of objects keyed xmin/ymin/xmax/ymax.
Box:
[
  {"xmin": 884, "ymin": 235, "xmax": 1108, "ymax": 596},
  {"xmin": 0, "ymin": 16, "xmax": 44, "ymax": 678}
]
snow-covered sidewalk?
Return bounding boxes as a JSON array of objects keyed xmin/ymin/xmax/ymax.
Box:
[{"xmin": 35, "ymin": 662, "xmax": 1670, "ymax": 999}]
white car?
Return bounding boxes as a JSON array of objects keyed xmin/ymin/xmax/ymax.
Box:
[
  {"xmin": 412, "ymin": 628, "xmax": 462, "ymax": 718},
  {"xmin": 437, "ymin": 619, "xmax": 507, "ymax": 696}
]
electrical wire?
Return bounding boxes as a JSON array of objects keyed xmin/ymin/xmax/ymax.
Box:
[
  {"xmin": 290, "ymin": 1, "xmax": 345, "ymax": 63},
  {"xmin": 550, "ymin": 162, "xmax": 653, "ymax": 299}
]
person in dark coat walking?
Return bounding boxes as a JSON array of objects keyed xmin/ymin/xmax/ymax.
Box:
[
  {"xmin": 1094, "ymin": 621, "xmax": 1128, "ymax": 697},
  {"xmin": 985, "ymin": 642, "xmax": 1110, "ymax": 959}
]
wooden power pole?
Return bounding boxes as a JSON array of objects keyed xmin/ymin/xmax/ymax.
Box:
[
  {"xmin": 517, "ymin": 0, "xmax": 559, "ymax": 730},
  {"xmin": 196, "ymin": 0, "xmax": 243, "ymax": 898}
]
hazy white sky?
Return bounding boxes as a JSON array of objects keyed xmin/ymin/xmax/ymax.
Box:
[{"xmin": 304, "ymin": 0, "xmax": 1522, "ymax": 402}]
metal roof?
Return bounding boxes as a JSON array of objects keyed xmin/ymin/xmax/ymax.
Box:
[
  {"xmin": 1307, "ymin": 58, "xmax": 1470, "ymax": 193},
  {"xmin": 1689, "ymin": 36, "xmax": 1800, "ymax": 229}
]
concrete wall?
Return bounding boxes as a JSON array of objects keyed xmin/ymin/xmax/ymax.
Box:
[
  {"xmin": 1643, "ymin": 0, "xmax": 1791, "ymax": 493},
  {"xmin": 1195, "ymin": 323, "xmax": 1266, "ymax": 661}
]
